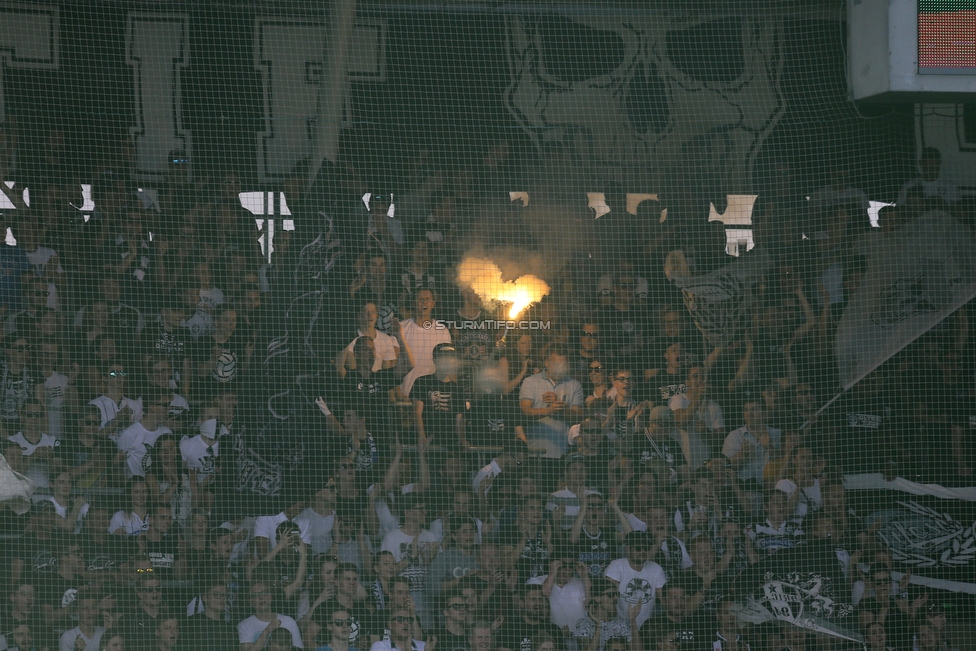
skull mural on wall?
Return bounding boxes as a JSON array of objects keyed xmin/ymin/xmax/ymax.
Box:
[{"xmin": 504, "ymin": 12, "xmax": 786, "ymax": 196}]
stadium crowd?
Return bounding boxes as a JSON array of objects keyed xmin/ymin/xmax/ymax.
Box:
[{"xmin": 0, "ymin": 126, "xmax": 972, "ymax": 651}]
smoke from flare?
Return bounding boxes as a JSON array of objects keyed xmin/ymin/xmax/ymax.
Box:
[{"xmin": 456, "ymin": 257, "xmax": 550, "ymax": 320}]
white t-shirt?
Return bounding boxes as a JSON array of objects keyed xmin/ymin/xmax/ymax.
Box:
[
  {"xmin": 547, "ymin": 487, "xmax": 602, "ymax": 530},
  {"xmin": 472, "ymin": 460, "xmax": 502, "ymax": 494},
  {"xmin": 722, "ymin": 426, "xmax": 781, "ymax": 484},
  {"xmin": 237, "ymin": 615, "xmax": 303, "ymax": 648},
  {"xmin": 109, "ymin": 510, "xmax": 148, "ymax": 536},
  {"xmin": 344, "ymin": 329, "xmax": 400, "ymax": 372},
  {"xmin": 668, "ymin": 394, "xmax": 725, "ymax": 433},
  {"xmin": 7, "ymin": 432, "xmax": 58, "ymax": 457},
  {"xmin": 604, "ymin": 558, "xmax": 667, "ymax": 628},
  {"xmin": 294, "ymin": 507, "xmax": 336, "ymax": 554},
  {"xmin": 179, "ymin": 435, "xmax": 219, "ymax": 479},
  {"xmin": 380, "ymin": 528, "xmax": 440, "ymax": 562},
  {"xmin": 59, "ymin": 626, "xmax": 104, "ymax": 651},
  {"xmin": 370, "ymin": 639, "xmax": 425, "ymax": 651},
  {"xmin": 37, "ymin": 495, "xmax": 89, "ymax": 534},
  {"xmin": 545, "ymin": 576, "xmax": 588, "ymax": 629},
  {"xmin": 399, "ymin": 319, "xmax": 451, "ymax": 396},
  {"xmin": 114, "ymin": 422, "xmax": 171, "ymax": 478},
  {"xmin": 253, "ymin": 512, "xmax": 312, "ymax": 547},
  {"xmin": 89, "ymin": 395, "xmax": 143, "ymax": 429}
]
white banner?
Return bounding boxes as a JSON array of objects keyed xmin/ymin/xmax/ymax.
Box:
[{"xmin": 835, "ymin": 210, "xmax": 976, "ymax": 389}]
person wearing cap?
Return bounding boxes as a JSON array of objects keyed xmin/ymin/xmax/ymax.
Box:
[
  {"xmin": 413, "ymin": 343, "xmax": 465, "ymax": 447},
  {"xmin": 603, "ymin": 531, "xmax": 667, "ymax": 630},
  {"xmin": 632, "ymin": 406, "xmax": 709, "ymax": 482}
]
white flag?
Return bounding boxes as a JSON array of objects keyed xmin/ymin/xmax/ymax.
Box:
[{"xmin": 836, "ymin": 210, "xmax": 976, "ymax": 389}]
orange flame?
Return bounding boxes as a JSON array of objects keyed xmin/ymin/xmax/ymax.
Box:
[{"xmin": 456, "ymin": 257, "xmax": 550, "ymax": 320}]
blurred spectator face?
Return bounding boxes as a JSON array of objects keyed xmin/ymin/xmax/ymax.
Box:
[
  {"xmin": 444, "ymin": 596, "xmax": 468, "ymax": 625},
  {"xmin": 367, "ymin": 255, "xmax": 386, "ymax": 282},
  {"xmin": 37, "ymin": 341, "xmax": 59, "ymax": 372},
  {"xmin": 587, "ymin": 361, "xmax": 606, "ymax": 388},
  {"xmin": 9, "ymin": 584, "xmax": 35, "ymax": 613},
  {"xmin": 388, "ymin": 609, "xmax": 413, "ymax": 637},
  {"xmin": 212, "ymin": 532, "xmax": 236, "ymax": 559},
  {"xmin": 564, "ymin": 460, "xmax": 586, "ymax": 487},
  {"xmin": 248, "ymin": 583, "xmax": 273, "ymax": 616},
  {"xmin": 686, "ymin": 367, "xmax": 705, "ymax": 392},
  {"xmin": 215, "ymin": 392, "xmax": 238, "ymax": 423},
  {"xmin": 662, "ymin": 311, "xmax": 683, "ymax": 339},
  {"xmin": 138, "ymin": 578, "xmax": 162, "ymax": 610},
  {"xmin": 415, "ymin": 290, "xmax": 435, "ymax": 318},
  {"xmin": 21, "ymin": 402, "xmax": 47, "ymax": 435},
  {"xmin": 717, "ymin": 600, "xmax": 739, "ymax": 633},
  {"xmin": 546, "ymin": 353, "xmax": 569, "ymax": 382},
  {"xmin": 360, "ymin": 303, "xmax": 379, "ymax": 330},
  {"xmin": 156, "ymin": 618, "xmax": 180, "ymax": 649},
  {"xmin": 454, "ymin": 522, "xmax": 477, "ymax": 549},
  {"xmin": 470, "ymin": 627, "xmax": 492, "ymax": 651},
  {"xmin": 10, "ymin": 624, "xmax": 32, "ymax": 651},
  {"xmin": 26, "ymin": 280, "xmax": 48, "ymax": 310},
  {"xmin": 656, "ymin": 631, "xmax": 680, "ymax": 651},
  {"xmin": 743, "ymin": 402, "xmax": 766, "ymax": 429},
  {"xmin": 102, "ymin": 636, "xmax": 124, "ymax": 651},
  {"xmin": 664, "ymin": 586, "xmax": 695, "ymax": 619},
  {"xmin": 328, "ymin": 610, "xmax": 353, "ymax": 643},
  {"xmin": 865, "ymin": 623, "xmax": 886, "ymax": 650},
  {"xmin": 77, "ymin": 596, "xmax": 99, "ymax": 626},
  {"xmin": 373, "ymin": 554, "xmax": 395, "ymax": 579},
  {"xmin": 215, "ymin": 310, "xmax": 237, "ymax": 337},
  {"xmin": 614, "ymin": 275, "xmax": 636, "ymax": 300},
  {"xmin": 131, "ymin": 481, "xmax": 149, "ymax": 508},
  {"xmin": 664, "ymin": 343, "xmax": 683, "ymax": 370},
  {"xmin": 151, "ymin": 507, "xmax": 174, "ymax": 535},
  {"xmin": 520, "ymin": 589, "xmax": 549, "ymax": 621},
  {"xmin": 452, "ymin": 490, "xmax": 473, "ymax": 515},
  {"xmin": 583, "ymin": 495, "xmax": 607, "ymax": 528},
  {"xmin": 461, "ymin": 586, "xmax": 478, "ymax": 611},
  {"xmin": 149, "ymin": 359, "xmax": 173, "ymax": 389},
  {"xmin": 517, "ymin": 335, "xmax": 533, "ymax": 357},
  {"xmin": 7, "ymin": 337, "xmax": 30, "ymax": 367},
  {"xmin": 611, "ymin": 370, "xmax": 631, "ymax": 397},
  {"xmin": 522, "ymin": 498, "xmax": 544, "ymax": 525},
  {"xmin": 404, "ymin": 502, "xmax": 427, "ymax": 526},
  {"xmin": 477, "ymin": 544, "xmax": 499, "ymax": 569},
  {"xmin": 689, "ymin": 538, "xmax": 716, "ymax": 574},
  {"xmin": 203, "ymin": 584, "xmax": 228, "ymax": 616},
  {"xmin": 580, "ymin": 323, "xmax": 600, "ymax": 352},
  {"xmin": 765, "ymin": 491, "xmax": 790, "ymax": 523},
  {"xmin": 390, "ymin": 581, "xmax": 412, "ymax": 607},
  {"xmin": 338, "ymin": 569, "xmax": 359, "ymax": 598}
]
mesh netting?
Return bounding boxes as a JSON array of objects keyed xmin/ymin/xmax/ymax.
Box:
[{"xmin": 0, "ymin": 3, "xmax": 973, "ymax": 651}]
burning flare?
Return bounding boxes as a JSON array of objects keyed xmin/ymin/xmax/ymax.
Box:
[{"xmin": 456, "ymin": 257, "xmax": 551, "ymax": 320}]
